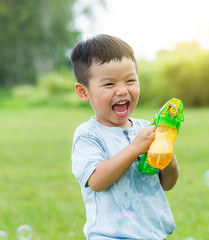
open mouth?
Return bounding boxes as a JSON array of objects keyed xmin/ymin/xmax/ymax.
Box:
[{"xmin": 112, "ymin": 100, "xmax": 130, "ymax": 116}]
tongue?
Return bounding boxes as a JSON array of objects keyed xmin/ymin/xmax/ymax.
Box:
[{"xmin": 112, "ymin": 103, "xmax": 128, "ymax": 112}]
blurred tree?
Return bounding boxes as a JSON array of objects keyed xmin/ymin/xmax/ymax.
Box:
[
  {"xmin": 0, "ymin": 0, "xmax": 105, "ymax": 88},
  {"xmin": 138, "ymin": 41, "xmax": 209, "ymax": 107},
  {"xmin": 157, "ymin": 42, "xmax": 209, "ymax": 107}
]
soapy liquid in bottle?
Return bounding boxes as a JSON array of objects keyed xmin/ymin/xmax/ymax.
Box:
[{"xmin": 147, "ymin": 126, "xmax": 177, "ymax": 169}]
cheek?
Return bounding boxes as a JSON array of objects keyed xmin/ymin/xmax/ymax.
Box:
[
  {"xmin": 92, "ymin": 91, "xmax": 112, "ymax": 109},
  {"xmin": 99, "ymin": 90, "xmax": 113, "ymax": 102},
  {"xmin": 137, "ymin": 87, "xmax": 140, "ymax": 99},
  {"xmin": 132, "ymin": 86, "xmax": 140, "ymax": 99}
]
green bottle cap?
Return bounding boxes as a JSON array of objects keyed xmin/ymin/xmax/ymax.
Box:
[
  {"xmin": 156, "ymin": 115, "xmax": 181, "ymax": 132},
  {"xmin": 155, "ymin": 98, "xmax": 184, "ymax": 133}
]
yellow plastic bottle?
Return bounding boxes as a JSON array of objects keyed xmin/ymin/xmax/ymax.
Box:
[
  {"xmin": 147, "ymin": 126, "xmax": 177, "ymax": 170},
  {"xmin": 138, "ymin": 98, "xmax": 184, "ymax": 175}
]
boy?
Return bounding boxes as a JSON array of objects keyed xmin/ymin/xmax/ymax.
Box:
[{"xmin": 71, "ymin": 34, "xmax": 179, "ymax": 240}]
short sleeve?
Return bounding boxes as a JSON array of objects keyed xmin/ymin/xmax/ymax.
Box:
[{"xmin": 71, "ymin": 135, "xmax": 106, "ymax": 188}]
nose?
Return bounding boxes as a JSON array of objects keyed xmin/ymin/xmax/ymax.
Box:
[{"xmin": 115, "ymin": 84, "xmax": 128, "ymax": 96}]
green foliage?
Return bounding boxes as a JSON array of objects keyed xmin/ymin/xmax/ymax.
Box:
[
  {"xmin": 0, "ymin": 70, "xmax": 89, "ymax": 108},
  {"xmin": 1, "ymin": 41, "xmax": 209, "ymax": 108},
  {"xmin": 0, "ymin": 0, "xmax": 105, "ymax": 88},
  {"xmin": 138, "ymin": 41, "xmax": 209, "ymax": 107},
  {"xmin": 38, "ymin": 71, "xmax": 75, "ymax": 96},
  {"xmin": 11, "ymin": 85, "xmax": 48, "ymax": 107},
  {"xmin": 0, "ymin": 0, "xmax": 79, "ymax": 87}
]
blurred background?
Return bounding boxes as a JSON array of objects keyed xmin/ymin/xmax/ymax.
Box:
[
  {"xmin": 0, "ymin": 0, "xmax": 209, "ymax": 239},
  {"xmin": 1, "ymin": 0, "xmax": 209, "ymax": 108}
]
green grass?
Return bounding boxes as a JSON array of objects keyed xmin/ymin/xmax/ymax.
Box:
[
  {"xmin": 133, "ymin": 108, "xmax": 209, "ymax": 240},
  {"xmin": 0, "ymin": 107, "xmax": 208, "ymax": 239}
]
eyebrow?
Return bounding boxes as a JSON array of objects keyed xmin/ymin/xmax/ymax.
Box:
[
  {"xmin": 124, "ymin": 72, "xmax": 138, "ymax": 78},
  {"xmin": 99, "ymin": 76, "xmax": 115, "ymax": 82},
  {"xmin": 99, "ymin": 72, "xmax": 137, "ymax": 82}
]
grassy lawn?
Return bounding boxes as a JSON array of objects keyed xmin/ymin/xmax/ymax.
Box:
[{"xmin": 0, "ymin": 107, "xmax": 208, "ymax": 239}]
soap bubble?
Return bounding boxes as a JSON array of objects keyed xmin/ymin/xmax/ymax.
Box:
[
  {"xmin": 118, "ymin": 210, "xmax": 140, "ymax": 232},
  {"xmin": 0, "ymin": 231, "xmax": 7, "ymax": 240},
  {"xmin": 17, "ymin": 225, "xmax": 33, "ymax": 240},
  {"xmin": 203, "ymin": 170, "xmax": 209, "ymax": 187},
  {"xmin": 183, "ymin": 237, "xmax": 196, "ymax": 240}
]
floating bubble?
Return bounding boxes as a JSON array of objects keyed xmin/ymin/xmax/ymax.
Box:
[
  {"xmin": 0, "ymin": 231, "xmax": 7, "ymax": 240},
  {"xmin": 17, "ymin": 225, "xmax": 33, "ymax": 240},
  {"xmin": 183, "ymin": 237, "xmax": 196, "ymax": 240},
  {"xmin": 117, "ymin": 210, "xmax": 140, "ymax": 232},
  {"xmin": 203, "ymin": 169, "xmax": 209, "ymax": 187}
]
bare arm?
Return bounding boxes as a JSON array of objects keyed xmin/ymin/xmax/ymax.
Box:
[
  {"xmin": 159, "ymin": 154, "xmax": 179, "ymax": 191},
  {"xmin": 88, "ymin": 125, "xmax": 155, "ymax": 192}
]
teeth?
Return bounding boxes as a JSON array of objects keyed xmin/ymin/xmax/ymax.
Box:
[
  {"xmin": 116, "ymin": 101, "xmax": 128, "ymax": 105},
  {"xmin": 115, "ymin": 110, "xmax": 127, "ymax": 114}
]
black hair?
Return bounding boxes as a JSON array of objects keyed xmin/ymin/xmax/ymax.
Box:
[{"xmin": 70, "ymin": 34, "xmax": 136, "ymax": 87}]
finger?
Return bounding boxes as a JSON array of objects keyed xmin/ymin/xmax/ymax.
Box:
[{"xmin": 147, "ymin": 125, "xmax": 155, "ymax": 135}]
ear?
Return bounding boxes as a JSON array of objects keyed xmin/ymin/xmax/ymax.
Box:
[{"xmin": 74, "ymin": 83, "xmax": 89, "ymax": 102}]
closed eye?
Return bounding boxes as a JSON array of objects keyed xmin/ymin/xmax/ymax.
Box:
[
  {"xmin": 104, "ymin": 83, "xmax": 114, "ymax": 86},
  {"xmin": 127, "ymin": 79, "xmax": 137, "ymax": 83}
]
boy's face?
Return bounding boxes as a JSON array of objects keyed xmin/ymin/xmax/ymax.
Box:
[{"xmin": 83, "ymin": 57, "xmax": 140, "ymax": 129}]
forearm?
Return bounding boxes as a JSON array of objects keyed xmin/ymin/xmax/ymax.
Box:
[
  {"xmin": 88, "ymin": 125, "xmax": 155, "ymax": 192},
  {"xmin": 159, "ymin": 154, "xmax": 179, "ymax": 191},
  {"xmin": 88, "ymin": 143, "xmax": 140, "ymax": 192}
]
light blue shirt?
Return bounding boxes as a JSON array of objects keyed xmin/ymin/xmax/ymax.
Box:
[{"xmin": 71, "ymin": 117, "xmax": 175, "ymax": 240}]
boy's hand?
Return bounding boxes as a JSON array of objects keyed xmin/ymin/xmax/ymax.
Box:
[
  {"xmin": 132, "ymin": 125, "xmax": 155, "ymax": 154},
  {"xmin": 88, "ymin": 125, "xmax": 155, "ymax": 192}
]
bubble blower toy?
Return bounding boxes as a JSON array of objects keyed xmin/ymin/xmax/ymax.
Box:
[
  {"xmin": 138, "ymin": 98, "xmax": 184, "ymax": 175},
  {"xmin": 0, "ymin": 231, "xmax": 7, "ymax": 240},
  {"xmin": 17, "ymin": 225, "xmax": 33, "ymax": 240}
]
